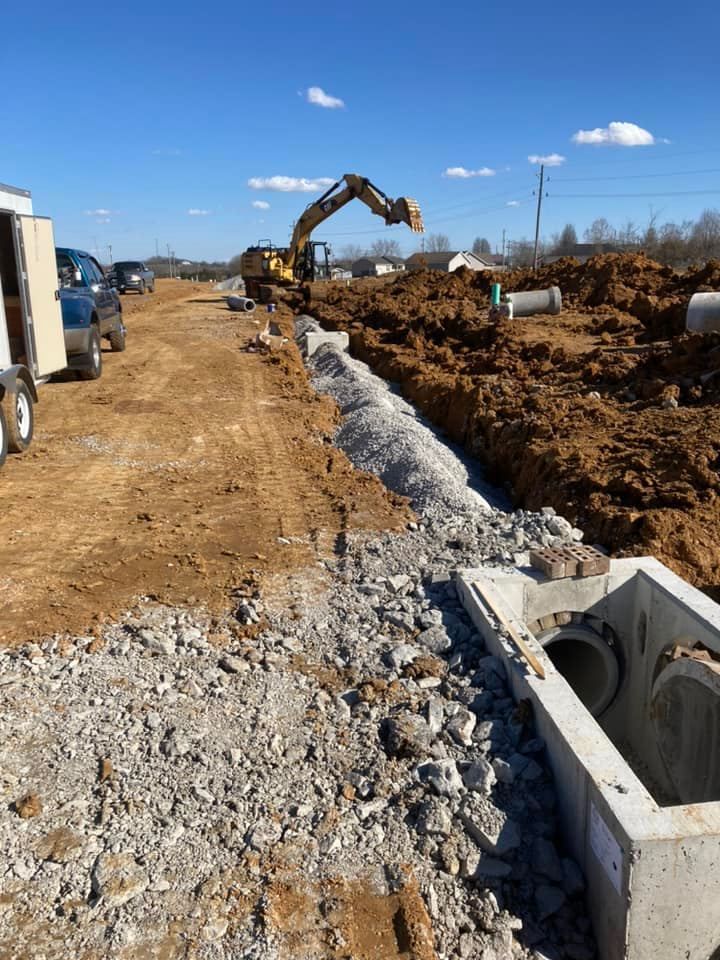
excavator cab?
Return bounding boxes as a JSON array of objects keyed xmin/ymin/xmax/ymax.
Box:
[{"xmin": 296, "ymin": 241, "xmax": 330, "ymax": 282}]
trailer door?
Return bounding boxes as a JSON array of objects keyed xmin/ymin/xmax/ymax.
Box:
[
  {"xmin": 0, "ymin": 277, "xmax": 11, "ymax": 370},
  {"xmin": 16, "ymin": 216, "xmax": 66, "ymax": 378}
]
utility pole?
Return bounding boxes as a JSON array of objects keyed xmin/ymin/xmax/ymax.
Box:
[
  {"xmin": 155, "ymin": 238, "xmax": 159, "ymax": 259},
  {"xmin": 501, "ymin": 229, "xmax": 506, "ymax": 266},
  {"xmin": 533, "ymin": 164, "xmax": 546, "ymax": 271},
  {"xmin": 167, "ymin": 244, "xmax": 172, "ymax": 279}
]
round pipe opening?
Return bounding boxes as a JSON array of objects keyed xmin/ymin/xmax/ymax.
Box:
[{"xmin": 538, "ymin": 624, "xmax": 619, "ymax": 717}]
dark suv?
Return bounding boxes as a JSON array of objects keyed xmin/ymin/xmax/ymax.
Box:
[
  {"xmin": 56, "ymin": 248, "xmax": 126, "ymax": 380},
  {"xmin": 110, "ymin": 261, "xmax": 155, "ymax": 294}
]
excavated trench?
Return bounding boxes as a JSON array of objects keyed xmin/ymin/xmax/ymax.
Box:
[{"xmin": 309, "ymin": 254, "xmax": 720, "ymax": 597}]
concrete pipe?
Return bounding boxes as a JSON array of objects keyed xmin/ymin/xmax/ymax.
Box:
[
  {"xmin": 537, "ymin": 623, "xmax": 619, "ymax": 717},
  {"xmin": 227, "ymin": 295, "xmax": 256, "ymax": 313},
  {"xmin": 506, "ymin": 285, "xmax": 562, "ymax": 317},
  {"xmin": 686, "ymin": 292, "xmax": 720, "ymax": 333}
]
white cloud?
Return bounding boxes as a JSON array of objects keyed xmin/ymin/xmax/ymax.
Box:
[
  {"xmin": 306, "ymin": 86, "xmax": 345, "ymax": 109},
  {"xmin": 506, "ymin": 200, "xmax": 521, "ymax": 207},
  {"xmin": 96, "ymin": 217, "xmax": 111, "ymax": 224},
  {"xmin": 528, "ymin": 153, "xmax": 566, "ymax": 167},
  {"xmin": 85, "ymin": 208, "xmax": 111, "ymax": 216},
  {"xmin": 443, "ymin": 166, "xmax": 495, "ymax": 178},
  {"xmin": 252, "ymin": 200, "xmax": 270, "ymax": 210},
  {"xmin": 152, "ymin": 147, "xmax": 182, "ymax": 156},
  {"xmin": 187, "ymin": 208, "xmax": 210, "ymax": 216},
  {"xmin": 571, "ymin": 121, "xmax": 656, "ymax": 147},
  {"xmin": 248, "ymin": 176, "xmax": 335, "ymax": 193}
]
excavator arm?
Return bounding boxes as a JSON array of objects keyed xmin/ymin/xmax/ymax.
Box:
[{"xmin": 285, "ymin": 174, "xmax": 424, "ymax": 272}]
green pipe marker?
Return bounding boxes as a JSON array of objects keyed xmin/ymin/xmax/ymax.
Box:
[{"xmin": 491, "ymin": 283, "xmax": 501, "ymax": 306}]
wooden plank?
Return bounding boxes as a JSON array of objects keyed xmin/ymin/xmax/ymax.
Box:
[{"xmin": 474, "ymin": 581, "xmax": 546, "ymax": 680}]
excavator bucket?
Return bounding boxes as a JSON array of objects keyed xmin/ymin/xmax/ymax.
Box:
[{"xmin": 389, "ymin": 197, "xmax": 424, "ymax": 233}]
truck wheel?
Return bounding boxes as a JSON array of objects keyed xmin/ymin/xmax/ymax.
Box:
[
  {"xmin": 149, "ymin": 282, "xmax": 155, "ymax": 293},
  {"xmin": 109, "ymin": 325, "xmax": 126, "ymax": 352},
  {"xmin": 78, "ymin": 327, "xmax": 103, "ymax": 381},
  {"xmin": 4, "ymin": 381, "xmax": 34, "ymax": 453},
  {"xmin": 138, "ymin": 281, "xmax": 146, "ymax": 295},
  {"xmin": 0, "ymin": 404, "xmax": 8, "ymax": 469}
]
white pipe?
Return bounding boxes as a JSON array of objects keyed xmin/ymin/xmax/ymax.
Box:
[
  {"xmin": 227, "ymin": 295, "xmax": 256, "ymax": 313},
  {"xmin": 506, "ymin": 285, "xmax": 562, "ymax": 317},
  {"xmin": 686, "ymin": 292, "xmax": 720, "ymax": 333}
]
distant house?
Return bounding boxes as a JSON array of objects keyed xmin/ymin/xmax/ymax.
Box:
[
  {"xmin": 474, "ymin": 252, "xmax": 506, "ymax": 268},
  {"xmin": 406, "ymin": 251, "xmax": 494, "ymax": 273},
  {"xmin": 330, "ymin": 266, "xmax": 352, "ymax": 280},
  {"xmin": 381, "ymin": 255, "xmax": 406, "ymax": 272},
  {"xmin": 351, "ymin": 255, "xmax": 406, "ymax": 278}
]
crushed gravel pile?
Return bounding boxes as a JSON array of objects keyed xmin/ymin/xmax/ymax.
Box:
[
  {"xmin": 0, "ymin": 508, "xmax": 593, "ymax": 960},
  {"xmin": 0, "ymin": 323, "xmax": 594, "ymax": 959}
]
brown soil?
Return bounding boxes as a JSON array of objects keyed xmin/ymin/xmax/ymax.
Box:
[
  {"xmin": 312, "ymin": 255, "xmax": 720, "ymax": 597},
  {"xmin": 0, "ymin": 281, "xmax": 409, "ymax": 646},
  {"xmin": 266, "ymin": 871, "xmax": 435, "ymax": 960}
]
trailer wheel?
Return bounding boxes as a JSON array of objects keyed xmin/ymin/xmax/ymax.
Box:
[
  {"xmin": 0, "ymin": 405, "xmax": 8, "ymax": 470},
  {"xmin": 4, "ymin": 381, "xmax": 34, "ymax": 453},
  {"xmin": 78, "ymin": 326, "xmax": 103, "ymax": 381}
]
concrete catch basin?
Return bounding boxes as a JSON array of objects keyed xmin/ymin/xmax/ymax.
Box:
[{"xmin": 457, "ymin": 558, "xmax": 720, "ymax": 960}]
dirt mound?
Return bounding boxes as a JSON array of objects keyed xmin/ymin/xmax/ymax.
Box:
[
  {"xmin": 313, "ymin": 260, "xmax": 720, "ymax": 596},
  {"xmin": 321, "ymin": 253, "xmax": 720, "ymax": 340}
]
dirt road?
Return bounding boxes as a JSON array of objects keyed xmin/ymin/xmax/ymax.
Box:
[{"xmin": 0, "ymin": 282, "xmax": 407, "ymax": 645}]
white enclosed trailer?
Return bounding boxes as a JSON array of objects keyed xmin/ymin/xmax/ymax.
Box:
[{"xmin": 0, "ymin": 183, "xmax": 67, "ymax": 467}]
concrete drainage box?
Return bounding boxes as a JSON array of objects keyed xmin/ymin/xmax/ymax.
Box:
[{"xmin": 457, "ymin": 558, "xmax": 720, "ymax": 960}]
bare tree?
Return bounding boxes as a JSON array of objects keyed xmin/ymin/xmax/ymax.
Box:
[
  {"xmin": 691, "ymin": 209, "xmax": 720, "ymax": 260},
  {"xmin": 642, "ymin": 210, "xmax": 659, "ymax": 254},
  {"xmin": 583, "ymin": 218, "xmax": 616, "ymax": 246},
  {"xmin": 369, "ymin": 238, "xmax": 402, "ymax": 257},
  {"xmin": 617, "ymin": 220, "xmax": 640, "ymax": 249},
  {"xmin": 425, "ymin": 233, "xmax": 451, "ymax": 252},
  {"xmin": 339, "ymin": 243, "xmax": 365, "ymax": 262},
  {"xmin": 507, "ymin": 239, "xmax": 538, "ymax": 267},
  {"xmin": 656, "ymin": 221, "xmax": 692, "ymax": 266},
  {"xmin": 472, "ymin": 237, "xmax": 491, "ymax": 255},
  {"xmin": 552, "ymin": 224, "xmax": 577, "ymax": 255}
]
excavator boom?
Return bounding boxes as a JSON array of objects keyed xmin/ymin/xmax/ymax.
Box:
[
  {"xmin": 240, "ymin": 173, "xmax": 423, "ymax": 300},
  {"xmin": 286, "ymin": 173, "xmax": 424, "ymax": 270}
]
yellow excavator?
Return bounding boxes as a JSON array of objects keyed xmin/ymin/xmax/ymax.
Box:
[{"xmin": 240, "ymin": 174, "xmax": 424, "ymax": 302}]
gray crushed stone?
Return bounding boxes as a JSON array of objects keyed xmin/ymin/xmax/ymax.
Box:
[
  {"xmin": 0, "ymin": 321, "xmax": 594, "ymax": 960},
  {"xmin": 297, "ymin": 316, "xmax": 497, "ymax": 522}
]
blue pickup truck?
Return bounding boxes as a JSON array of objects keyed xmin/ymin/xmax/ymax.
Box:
[{"xmin": 55, "ymin": 248, "xmax": 126, "ymax": 379}]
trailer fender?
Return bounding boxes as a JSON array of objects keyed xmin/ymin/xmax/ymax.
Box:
[{"xmin": 0, "ymin": 366, "xmax": 39, "ymax": 403}]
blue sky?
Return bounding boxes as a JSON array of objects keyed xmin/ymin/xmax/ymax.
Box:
[{"xmin": 2, "ymin": 0, "xmax": 718, "ymax": 262}]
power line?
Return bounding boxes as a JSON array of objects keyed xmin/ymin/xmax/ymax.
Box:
[
  {"xmin": 553, "ymin": 167, "xmax": 720, "ymax": 183},
  {"xmin": 321, "ymin": 198, "xmax": 527, "ymax": 240},
  {"xmin": 552, "ymin": 188, "xmax": 720, "ymax": 199}
]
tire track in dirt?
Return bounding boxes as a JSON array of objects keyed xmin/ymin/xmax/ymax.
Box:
[{"xmin": 0, "ymin": 283, "xmax": 408, "ymax": 645}]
